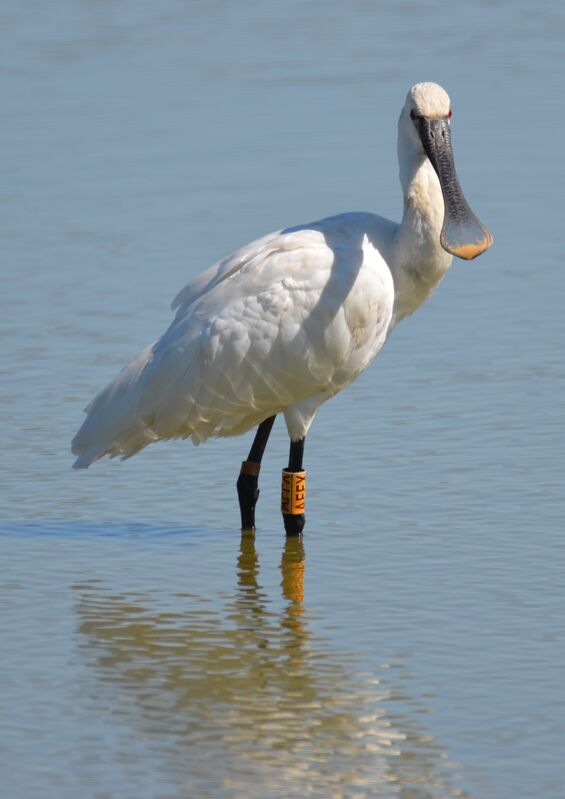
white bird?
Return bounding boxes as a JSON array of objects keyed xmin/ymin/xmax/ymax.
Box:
[{"xmin": 72, "ymin": 82, "xmax": 492, "ymax": 534}]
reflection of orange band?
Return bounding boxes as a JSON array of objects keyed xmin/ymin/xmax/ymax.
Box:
[
  {"xmin": 281, "ymin": 470, "xmax": 307, "ymax": 515},
  {"xmin": 241, "ymin": 461, "xmax": 260, "ymax": 477},
  {"xmin": 281, "ymin": 559, "xmax": 305, "ymax": 603}
]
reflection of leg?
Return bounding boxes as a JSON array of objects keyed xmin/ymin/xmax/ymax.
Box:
[
  {"xmin": 280, "ymin": 536, "xmax": 305, "ymax": 604},
  {"xmin": 281, "ymin": 437, "xmax": 306, "ymax": 536},
  {"xmin": 236, "ymin": 416, "xmax": 276, "ymax": 530},
  {"xmin": 237, "ymin": 530, "xmax": 259, "ymax": 593}
]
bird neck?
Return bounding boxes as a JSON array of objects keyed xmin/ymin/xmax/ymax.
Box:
[{"xmin": 390, "ymin": 145, "xmax": 453, "ymax": 323}]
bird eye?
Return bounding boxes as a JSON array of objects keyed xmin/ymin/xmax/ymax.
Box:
[
  {"xmin": 410, "ymin": 109, "xmax": 417, "ymax": 121},
  {"xmin": 448, "ymin": 109, "xmax": 452, "ymax": 119}
]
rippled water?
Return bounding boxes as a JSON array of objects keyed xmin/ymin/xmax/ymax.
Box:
[{"xmin": 1, "ymin": 1, "xmax": 564, "ymax": 798}]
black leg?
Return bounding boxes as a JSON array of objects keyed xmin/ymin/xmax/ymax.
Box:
[
  {"xmin": 282, "ymin": 437, "xmax": 306, "ymax": 536},
  {"xmin": 236, "ymin": 415, "xmax": 276, "ymax": 530}
]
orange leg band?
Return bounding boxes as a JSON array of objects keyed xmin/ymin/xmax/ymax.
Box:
[{"xmin": 281, "ymin": 470, "xmax": 307, "ymax": 515}]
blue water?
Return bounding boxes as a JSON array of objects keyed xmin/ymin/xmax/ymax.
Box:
[{"xmin": 1, "ymin": 2, "xmax": 564, "ymax": 797}]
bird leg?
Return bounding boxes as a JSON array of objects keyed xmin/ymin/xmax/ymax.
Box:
[
  {"xmin": 282, "ymin": 437, "xmax": 306, "ymax": 536},
  {"xmin": 236, "ymin": 415, "xmax": 276, "ymax": 530}
]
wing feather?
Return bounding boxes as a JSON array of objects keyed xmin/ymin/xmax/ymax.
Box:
[{"xmin": 72, "ymin": 216, "xmax": 395, "ymax": 467}]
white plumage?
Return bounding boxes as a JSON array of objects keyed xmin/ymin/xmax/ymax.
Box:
[{"xmin": 72, "ymin": 82, "xmax": 491, "ymax": 470}]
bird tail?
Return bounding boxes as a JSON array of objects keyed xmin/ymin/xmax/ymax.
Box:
[{"xmin": 71, "ymin": 344, "xmax": 157, "ymax": 469}]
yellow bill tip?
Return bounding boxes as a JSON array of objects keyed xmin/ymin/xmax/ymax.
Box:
[{"xmin": 445, "ymin": 231, "xmax": 494, "ymax": 261}]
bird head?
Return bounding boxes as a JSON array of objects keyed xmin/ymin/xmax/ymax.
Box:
[{"xmin": 399, "ymin": 82, "xmax": 493, "ymax": 260}]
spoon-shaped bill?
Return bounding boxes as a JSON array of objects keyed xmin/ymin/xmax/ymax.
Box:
[{"xmin": 418, "ymin": 116, "xmax": 493, "ymax": 260}]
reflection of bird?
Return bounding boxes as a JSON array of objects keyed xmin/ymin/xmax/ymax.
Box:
[
  {"xmin": 73, "ymin": 534, "xmax": 472, "ymax": 798},
  {"xmin": 71, "ymin": 82, "xmax": 492, "ymax": 534}
]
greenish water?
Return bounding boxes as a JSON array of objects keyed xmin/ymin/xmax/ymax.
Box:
[{"xmin": 1, "ymin": 1, "xmax": 564, "ymax": 797}]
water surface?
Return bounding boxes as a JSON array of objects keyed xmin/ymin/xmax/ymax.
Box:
[{"xmin": 1, "ymin": 2, "xmax": 564, "ymax": 797}]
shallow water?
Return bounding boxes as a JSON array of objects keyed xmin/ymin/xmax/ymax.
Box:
[{"xmin": 1, "ymin": 1, "xmax": 564, "ymax": 797}]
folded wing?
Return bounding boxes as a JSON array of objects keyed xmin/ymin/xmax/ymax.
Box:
[{"xmin": 72, "ymin": 218, "xmax": 394, "ymax": 468}]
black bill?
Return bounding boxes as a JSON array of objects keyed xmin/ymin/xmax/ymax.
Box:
[{"xmin": 418, "ymin": 116, "xmax": 493, "ymax": 260}]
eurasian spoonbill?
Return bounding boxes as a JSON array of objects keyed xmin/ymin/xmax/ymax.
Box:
[{"xmin": 72, "ymin": 82, "xmax": 493, "ymax": 535}]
